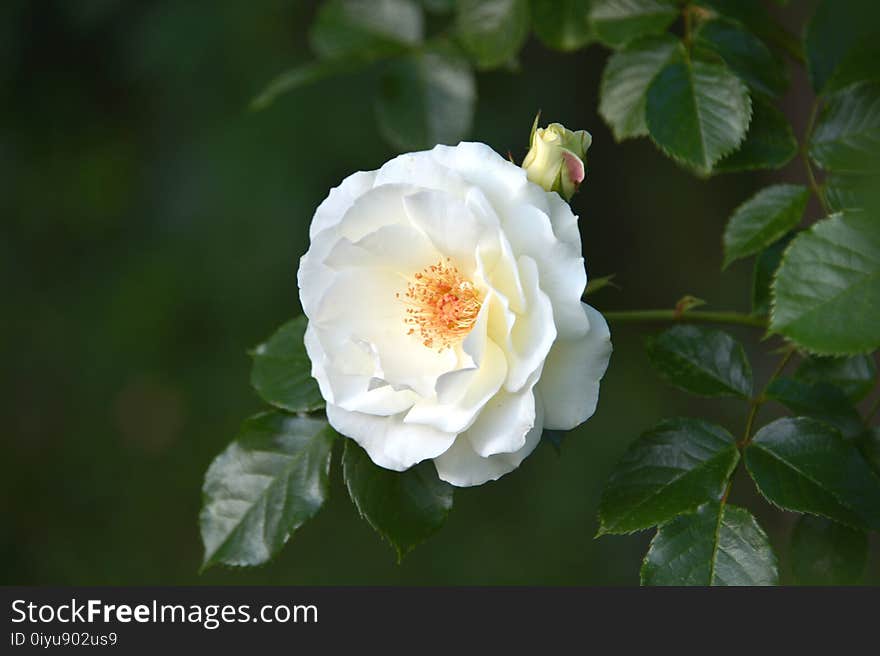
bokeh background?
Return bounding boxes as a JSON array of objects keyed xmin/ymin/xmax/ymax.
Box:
[{"xmin": 3, "ymin": 0, "xmax": 878, "ymax": 585}]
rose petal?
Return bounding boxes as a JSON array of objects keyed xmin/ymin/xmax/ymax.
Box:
[
  {"xmin": 538, "ymin": 303, "xmax": 612, "ymax": 430},
  {"xmin": 433, "ymin": 392, "xmax": 544, "ymax": 487},
  {"xmin": 403, "ymin": 338, "xmax": 507, "ymax": 433},
  {"xmin": 505, "ymin": 255, "xmax": 556, "ymax": 392},
  {"xmin": 310, "ymin": 170, "xmax": 377, "ymax": 238},
  {"xmin": 465, "ymin": 379, "xmax": 537, "ymax": 458},
  {"xmin": 327, "ymin": 404, "xmax": 457, "ymax": 471}
]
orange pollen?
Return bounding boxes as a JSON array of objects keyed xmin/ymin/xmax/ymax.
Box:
[{"xmin": 400, "ymin": 258, "xmax": 482, "ymax": 351}]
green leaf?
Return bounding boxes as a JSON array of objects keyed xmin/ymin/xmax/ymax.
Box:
[
  {"xmin": 694, "ymin": 18, "xmax": 788, "ymax": 98},
  {"xmin": 310, "ymin": 0, "xmax": 424, "ymax": 59},
  {"xmin": 715, "ymin": 96, "xmax": 798, "ymax": 173},
  {"xmin": 695, "ymin": 0, "xmax": 796, "ymax": 61},
  {"xmin": 722, "ymin": 184, "xmax": 809, "ymax": 268},
  {"xmin": 823, "ymin": 173, "xmax": 880, "ymax": 213},
  {"xmin": 795, "ymin": 355, "xmax": 877, "ymax": 403},
  {"xmin": 374, "ymin": 48, "xmax": 476, "ymax": 151},
  {"xmin": 645, "ymin": 58, "xmax": 752, "ymax": 175},
  {"xmin": 455, "ymin": 0, "xmax": 529, "ymax": 69},
  {"xmin": 597, "ymin": 418, "xmax": 740, "ymax": 535},
  {"xmin": 751, "ymin": 233, "xmax": 793, "ymax": 316},
  {"xmin": 342, "ymin": 440, "xmax": 453, "ymax": 561},
  {"xmin": 809, "ymin": 81, "xmax": 880, "ymax": 174},
  {"xmin": 598, "ymin": 34, "xmax": 684, "ymax": 142},
  {"xmin": 250, "ymin": 316, "xmax": 325, "ymax": 413},
  {"xmin": 824, "ymin": 36, "xmax": 880, "ymax": 94},
  {"xmin": 765, "ymin": 378, "xmax": 864, "ymax": 439},
  {"xmin": 530, "ymin": 0, "xmax": 594, "ymax": 51},
  {"xmin": 200, "ymin": 412, "xmax": 336, "ymax": 569},
  {"xmin": 744, "ymin": 417, "xmax": 880, "ymax": 531},
  {"xmin": 644, "ymin": 325, "xmax": 752, "ymax": 398},
  {"xmin": 770, "ymin": 212, "xmax": 880, "ymax": 355},
  {"xmin": 589, "ymin": 0, "xmax": 678, "ymax": 48},
  {"xmin": 251, "ymin": 58, "xmax": 372, "ymax": 111},
  {"xmin": 790, "ymin": 515, "xmax": 868, "ymax": 585},
  {"xmin": 805, "ymin": 0, "xmax": 878, "ymax": 94},
  {"xmin": 641, "ymin": 502, "xmax": 779, "ymax": 586}
]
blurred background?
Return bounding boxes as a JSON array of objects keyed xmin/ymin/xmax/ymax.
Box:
[{"xmin": 3, "ymin": 0, "xmax": 877, "ymax": 585}]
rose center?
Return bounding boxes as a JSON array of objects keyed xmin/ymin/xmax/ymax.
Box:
[{"xmin": 399, "ymin": 258, "xmax": 482, "ymax": 351}]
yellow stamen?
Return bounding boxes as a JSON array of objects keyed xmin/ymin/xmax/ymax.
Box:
[{"xmin": 399, "ymin": 258, "xmax": 482, "ymax": 351}]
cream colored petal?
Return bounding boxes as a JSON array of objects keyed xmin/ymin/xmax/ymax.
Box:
[
  {"xmin": 433, "ymin": 392, "xmax": 544, "ymax": 487},
  {"xmin": 538, "ymin": 303, "xmax": 612, "ymax": 430},
  {"xmin": 404, "ymin": 338, "xmax": 507, "ymax": 434},
  {"xmin": 505, "ymin": 255, "xmax": 557, "ymax": 392},
  {"xmin": 402, "ymin": 189, "xmax": 494, "ymax": 273},
  {"xmin": 310, "ymin": 170, "xmax": 376, "ymax": 238},
  {"xmin": 502, "ymin": 203, "xmax": 588, "ymax": 339},
  {"xmin": 327, "ymin": 404, "xmax": 457, "ymax": 472},
  {"xmin": 464, "ymin": 380, "xmax": 537, "ymax": 458}
]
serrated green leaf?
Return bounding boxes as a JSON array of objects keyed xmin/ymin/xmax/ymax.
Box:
[
  {"xmin": 646, "ymin": 58, "xmax": 752, "ymax": 175},
  {"xmin": 694, "ymin": 19, "xmax": 788, "ymax": 98},
  {"xmin": 751, "ymin": 233, "xmax": 794, "ymax": 316},
  {"xmin": 722, "ymin": 184, "xmax": 809, "ymax": 268},
  {"xmin": 530, "ymin": 0, "xmax": 594, "ymax": 51},
  {"xmin": 790, "ymin": 515, "xmax": 867, "ymax": 585},
  {"xmin": 597, "ymin": 418, "xmax": 740, "ymax": 535},
  {"xmin": 715, "ymin": 96, "xmax": 797, "ymax": 173},
  {"xmin": 310, "ymin": 0, "xmax": 424, "ymax": 59},
  {"xmin": 455, "ymin": 0, "xmax": 529, "ymax": 69},
  {"xmin": 374, "ymin": 48, "xmax": 475, "ymax": 151},
  {"xmin": 765, "ymin": 378, "xmax": 864, "ymax": 439},
  {"xmin": 589, "ymin": 0, "xmax": 678, "ymax": 48},
  {"xmin": 250, "ymin": 316, "xmax": 325, "ymax": 413},
  {"xmin": 809, "ymin": 81, "xmax": 880, "ymax": 174},
  {"xmin": 342, "ymin": 440, "xmax": 453, "ymax": 561},
  {"xmin": 770, "ymin": 212, "xmax": 880, "ymax": 355},
  {"xmin": 598, "ymin": 34, "xmax": 684, "ymax": 141},
  {"xmin": 200, "ymin": 412, "xmax": 336, "ymax": 569},
  {"xmin": 645, "ymin": 325, "xmax": 753, "ymax": 398},
  {"xmin": 641, "ymin": 501, "xmax": 778, "ymax": 586},
  {"xmin": 795, "ymin": 355, "xmax": 877, "ymax": 403},
  {"xmin": 744, "ymin": 417, "xmax": 880, "ymax": 531},
  {"xmin": 805, "ymin": 0, "xmax": 878, "ymax": 94}
]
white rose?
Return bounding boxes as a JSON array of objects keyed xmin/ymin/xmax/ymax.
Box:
[{"xmin": 298, "ymin": 142, "xmax": 612, "ymax": 487}]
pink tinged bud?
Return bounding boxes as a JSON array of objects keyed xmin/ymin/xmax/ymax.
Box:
[{"xmin": 521, "ymin": 117, "xmax": 591, "ymax": 201}]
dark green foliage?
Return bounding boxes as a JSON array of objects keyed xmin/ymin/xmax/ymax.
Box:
[
  {"xmin": 645, "ymin": 326, "xmax": 752, "ymax": 398},
  {"xmin": 343, "ymin": 441, "xmax": 454, "ymax": 561},
  {"xmin": 790, "ymin": 516, "xmax": 867, "ymax": 585},
  {"xmin": 250, "ymin": 316, "xmax": 325, "ymax": 413},
  {"xmin": 641, "ymin": 502, "xmax": 778, "ymax": 586},
  {"xmin": 745, "ymin": 417, "xmax": 880, "ymax": 531},
  {"xmin": 598, "ymin": 418, "xmax": 739, "ymax": 534},
  {"xmin": 200, "ymin": 413, "xmax": 337, "ymax": 569}
]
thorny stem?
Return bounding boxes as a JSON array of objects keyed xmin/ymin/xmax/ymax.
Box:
[{"xmin": 722, "ymin": 347, "xmax": 797, "ymax": 505}]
